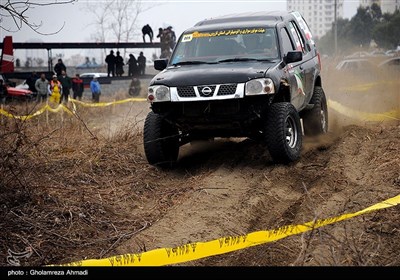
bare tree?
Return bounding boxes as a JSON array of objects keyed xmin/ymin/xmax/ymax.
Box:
[
  {"xmin": 86, "ymin": 0, "xmax": 155, "ymax": 58},
  {"xmin": 0, "ymin": 0, "xmax": 76, "ymax": 35}
]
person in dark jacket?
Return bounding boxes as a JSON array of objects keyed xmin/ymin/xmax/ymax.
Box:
[
  {"xmin": 0, "ymin": 79, "xmax": 7, "ymax": 104},
  {"xmin": 54, "ymin": 59, "xmax": 66, "ymax": 76},
  {"xmin": 137, "ymin": 52, "xmax": 146, "ymax": 75},
  {"xmin": 127, "ymin": 54, "xmax": 138, "ymax": 76},
  {"xmin": 25, "ymin": 71, "xmax": 39, "ymax": 94},
  {"xmin": 72, "ymin": 74, "xmax": 84, "ymax": 101},
  {"xmin": 115, "ymin": 51, "xmax": 124, "ymax": 76},
  {"xmin": 128, "ymin": 77, "xmax": 141, "ymax": 96},
  {"xmin": 105, "ymin": 50, "xmax": 116, "ymax": 77},
  {"xmin": 58, "ymin": 70, "xmax": 72, "ymax": 104},
  {"xmin": 142, "ymin": 24, "xmax": 153, "ymax": 43}
]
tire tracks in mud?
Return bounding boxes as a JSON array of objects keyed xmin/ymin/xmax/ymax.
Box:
[{"xmin": 114, "ymin": 123, "xmax": 399, "ymax": 266}]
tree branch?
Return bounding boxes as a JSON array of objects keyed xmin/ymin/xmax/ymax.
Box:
[{"xmin": 0, "ymin": 0, "xmax": 76, "ymax": 35}]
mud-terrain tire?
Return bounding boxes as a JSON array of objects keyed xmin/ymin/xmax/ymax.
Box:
[
  {"xmin": 143, "ymin": 111, "xmax": 179, "ymax": 168},
  {"xmin": 302, "ymin": 86, "xmax": 328, "ymax": 136},
  {"xmin": 265, "ymin": 103, "xmax": 302, "ymax": 163}
]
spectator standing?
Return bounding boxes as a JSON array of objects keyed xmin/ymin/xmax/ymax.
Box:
[
  {"xmin": 71, "ymin": 74, "xmax": 84, "ymax": 100},
  {"xmin": 54, "ymin": 58, "xmax": 66, "ymax": 76},
  {"xmin": 25, "ymin": 71, "xmax": 39, "ymax": 94},
  {"xmin": 166, "ymin": 26, "xmax": 177, "ymax": 50},
  {"xmin": 58, "ymin": 70, "xmax": 72, "ymax": 104},
  {"xmin": 34, "ymin": 73, "xmax": 49, "ymax": 103},
  {"xmin": 137, "ymin": 52, "xmax": 146, "ymax": 75},
  {"xmin": 142, "ymin": 24, "xmax": 154, "ymax": 43},
  {"xmin": 158, "ymin": 27, "xmax": 169, "ymax": 58},
  {"xmin": 105, "ymin": 50, "xmax": 116, "ymax": 77},
  {"xmin": 0, "ymin": 79, "xmax": 6, "ymax": 104},
  {"xmin": 156, "ymin": 27, "xmax": 164, "ymax": 41},
  {"xmin": 90, "ymin": 75, "xmax": 101, "ymax": 103},
  {"xmin": 115, "ymin": 51, "xmax": 124, "ymax": 76},
  {"xmin": 128, "ymin": 77, "xmax": 141, "ymax": 96},
  {"xmin": 48, "ymin": 75, "xmax": 62, "ymax": 104},
  {"xmin": 159, "ymin": 27, "xmax": 174, "ymax": 58},
  {"xmin": 127, "ymin": 54, "xmax": 138, "ymax": 76}
]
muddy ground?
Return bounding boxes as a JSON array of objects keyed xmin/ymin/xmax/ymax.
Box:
[{"xmin": 0, "ymin": 59, "xmax": 399, "ymax": 268}]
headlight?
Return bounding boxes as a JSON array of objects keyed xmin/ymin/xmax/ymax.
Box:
[
  {"xmin": 245, "ymin": 78, "xmax": 275, "ymax": 95},
  {"xmin": 148, "ymin": 85, "xmax": 171, "ymax": 102}
]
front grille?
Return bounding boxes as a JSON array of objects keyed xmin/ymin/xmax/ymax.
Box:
[
  {"xmin": 217, "ymin": 84, "xmax": 237, "ymax": 96},
  {"xmin": 177, "ymin": 83, "xmax": 238, "ymax": 98},
  {"xmin": 177, "ymin": 86, "xmax": 196, "ymax": 97},
  {"xmin": 198, "ymin": 85, "xmax": 216, "ymax": 97}
]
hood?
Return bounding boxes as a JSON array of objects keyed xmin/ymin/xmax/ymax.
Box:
[{"xmin": 150, "ymin": 61, "xmax": 277, "ymax": 87}]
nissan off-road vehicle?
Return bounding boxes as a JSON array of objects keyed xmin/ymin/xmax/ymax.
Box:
[{"xmin": 144, "ymin": 11, "xmax": 328, "ymax": 167}]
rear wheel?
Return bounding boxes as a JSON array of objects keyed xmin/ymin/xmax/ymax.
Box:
[
  {"xmin": 143, "ymin": 111, "xmax": 180, "ymax": 168},
  {"xmin": 302, "ymin": 86, "xmax": 328, "ymax": 136},
  {"xmin": 265, "ymin": 103, "xmax": 302, "ymax": 163}
]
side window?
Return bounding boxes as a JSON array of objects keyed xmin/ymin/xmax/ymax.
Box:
[
  {"xmin": 280, "ymin": 28, "xmax": 295, "ymax": 57},
  {"xmin": 288, "ymin": 21, "xmax": 306, "ymax": 53}
]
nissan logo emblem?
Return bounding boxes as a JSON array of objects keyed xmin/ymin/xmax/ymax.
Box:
[{"xmin": 201, "ymin": 86, "xmax": 212, "ymax": 96}]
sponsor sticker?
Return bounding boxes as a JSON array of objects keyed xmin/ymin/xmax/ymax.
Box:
[{"xmin": 182, "ymin": 34, "xmax": 193, "ymax": 42}]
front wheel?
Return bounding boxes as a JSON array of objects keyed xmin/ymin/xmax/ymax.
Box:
[
  {"xmin": 143, "ymin": 112, "xmax": 180, "ymax": 168},
  {"xmin": 264, "ymin": 103, "xmax": 302, "ymax": 164}
]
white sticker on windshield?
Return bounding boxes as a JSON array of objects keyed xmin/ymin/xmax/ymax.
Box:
[{"xmin": 182, "ymin": 34, "xmax": 193, "ymax": 42}]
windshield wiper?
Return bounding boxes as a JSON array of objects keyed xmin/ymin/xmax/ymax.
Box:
[
  {"xmin": 218, "ymin": 57, "xmax": 275, "ymax": 63},
  {"xmin": 172, "ymin": 61, "xmax": 216, "ymax": 66},
  {"xmin": 217, "ymin": 58, "xmax": 258, "ymax": 63}
]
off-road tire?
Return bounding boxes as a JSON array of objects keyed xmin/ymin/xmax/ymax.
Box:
[
  {"xmin": 302, "ymin": 86, "xmax": 328, "ymax": 136},
  {"xmin": 143, "ymin": 112, "xmax": 179, "ymax": 168},
  {"xmin": 265, "ymin": 103, "xmax": 302, "ymax": 163}
]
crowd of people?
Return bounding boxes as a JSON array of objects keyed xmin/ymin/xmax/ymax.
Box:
[
  {"xmin": 142, "ymin": 23, "xmax": 176, "ymax": 58},
  {"xmin": 105, "ymin": 50, "xmax": 147, "ymax": 77},
  {"xmin": 1, "ymin": 24, "xmax": 176, "ymax": 105},
  {"xmin": 11, "ymin": 59, "xmax": 100, "ymax": 104},
  {"xmin": 104, "ymin": 24, "xmax": 177, "ymax": 77}
]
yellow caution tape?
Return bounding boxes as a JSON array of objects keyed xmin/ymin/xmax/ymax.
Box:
[
  {"xmin": 69, "ymin": 98, "xmax": 146, "ymax": 107},
  {"xmin": 0, "ymin": 104, "xmax": 73, "ymax": 121},
  {"xmin": 328, "ymin": 99, "xmax": 400, "ymax": 121},
  {"xmin": 1, "ymin": 97, "xmax": 397, "ymax": 122},
  {"xmin": 52, "ymin": 193, "xmax": 400, "ymax": 267},
  {"xmin": 0, "ymin": 98, "xmax": 146, "ymax": 120}
]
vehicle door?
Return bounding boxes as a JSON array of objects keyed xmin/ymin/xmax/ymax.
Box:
[
  {"xmin": 278, "ymin": 25, "xmax": 305, "ymax": 110},
  {"xmin": 287, "ymin": 21, "xmax": 317, "ymax": 106}
]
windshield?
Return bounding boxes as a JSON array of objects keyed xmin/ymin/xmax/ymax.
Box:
[{"xmin": 169, "ymin": 27, "xmax": 279, "ymax": 65}]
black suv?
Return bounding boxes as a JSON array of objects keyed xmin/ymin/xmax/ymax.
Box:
[{"xmin": 144, "ymin": 11, "xmax": 328, "ymax": 167}]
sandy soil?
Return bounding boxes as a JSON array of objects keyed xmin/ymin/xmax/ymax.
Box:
[{"xmin": 0, "ymin": 60, "xmax": 399, "ymax": 268}]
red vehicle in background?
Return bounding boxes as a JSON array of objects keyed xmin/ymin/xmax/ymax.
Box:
[
  {"xmin": 0, "ymin": 73, "xmax": 35, "ymax": 102},
  {"xmin": 1, "ymin": 36, "xmax": 35, "ymax": 102}
]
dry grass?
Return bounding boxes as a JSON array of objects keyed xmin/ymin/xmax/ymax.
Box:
[
  {"xmin": 0, "ymin": 100, "xmax": 191, "ymax": 266},
  {"xmin": 1, "ymin": 92, "xmax": 399, "ymax": 267}
]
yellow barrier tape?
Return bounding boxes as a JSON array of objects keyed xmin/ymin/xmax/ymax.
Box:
[
  {"xmin": 0, "ymin": 104, "xmax": 73, "ymax": 121},
  {"xmin": 328, "ymin": 99, "xmax": 400, "ymax": 121},
  {"xmin": 0, "ymin": 98, "xmax": 146, "ymax": 120},
  {"xmin": 69, "ymin": 98, "xmax": 146, "ymax": 107},
  {"xmin": 53, "ymin": 193, "xmax": 400, "ymax": 267}
]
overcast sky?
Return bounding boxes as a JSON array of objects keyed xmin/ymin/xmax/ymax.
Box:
[{"xmin": 0, "ymin": 0, "xmax": 359, "ymax": 62}]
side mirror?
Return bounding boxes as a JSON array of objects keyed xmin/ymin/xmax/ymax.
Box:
[
  {"xmin": 154, "ymin": 59, "xmax": 168, "ymax": 71},
  {"xmin": 285, "ymin": 51, "xmax": 302, "ymax": 64}
]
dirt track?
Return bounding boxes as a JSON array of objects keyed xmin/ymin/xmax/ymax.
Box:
[
  {"xmin": 0, "ymin": 61, "xmax": 399, "ymax": 267},
  {"xmin": 98, "ymin": 64, "xmax": 400, "ymax": 266}
]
